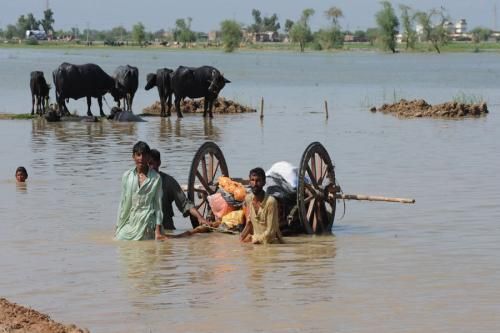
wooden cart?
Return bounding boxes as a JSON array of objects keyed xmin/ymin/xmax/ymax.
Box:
[{"xmin": 186, "ymin": 141, "xmax": 414, "ymax": 234}]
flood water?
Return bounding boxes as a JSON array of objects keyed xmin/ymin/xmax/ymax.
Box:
[{"xmin": 0, "ymin": 48, "xmax": 499, "ymax": 332}]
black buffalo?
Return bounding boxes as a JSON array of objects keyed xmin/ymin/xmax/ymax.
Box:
[
  {"xmin": 145, "ymin": 68, "xmax": 173, "ymax": 117},
  {"xmin": 113, "ymin": 65, "xmax": 139, "ymax": 112},
  {"xmin": 170, "ymin": 66, "xmax": 230, "ymax": 118},
  {"xmin": 30, "ymin": 71, "xmax": 50, "ymax": 115},
  {"xmin": 52, "ymin": 62, "xmax": 119, "ymax": 116}
]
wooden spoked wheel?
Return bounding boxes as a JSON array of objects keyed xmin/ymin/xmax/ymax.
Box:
[
  {"xmin": 187, "ymin": 141, "xmax": 229, "ymax": 228},
  {"xmin": 297, "ymin": 142, "xmax": 336, "ymax": 234}
]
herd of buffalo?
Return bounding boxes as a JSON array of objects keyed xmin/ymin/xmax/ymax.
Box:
[{"xmin": 30, "ymin": 63, "xmax": 231, "ymax": 118}]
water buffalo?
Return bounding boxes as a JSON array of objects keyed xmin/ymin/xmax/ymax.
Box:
[
  {"xmin": 170, "ymin": 66, "xmax": 230, "ymax": 118},
  {"xmin": 113, "ymin": 65, "xmax": 139, "ymax": 112},
  {"xmin": 52, "ymin": 62, "xmax": 119, "ymax": 116},
  {"xmin": 30, "ymin": 71, "xmax": 50, "ymax": 115},
  {"xmin": 145, "ymin": 68, "xmax": 173, "ymax": 117}
]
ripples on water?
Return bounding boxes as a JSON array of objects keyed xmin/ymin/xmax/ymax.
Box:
[{"xmin": 0, "ymin": 49, "xmax": 499, "ymax": 332}]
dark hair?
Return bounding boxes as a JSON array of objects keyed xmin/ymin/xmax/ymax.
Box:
[
  {"xmin": 249, "ymin": 167, "xmax": 266, "ymax": 180},
  {"xmin": 132, "ymin": 141, "xmax": 151, "ymax": 155},
  {"xmin": 150, "ymin": 149, "xmax": 161, "ymax": 162},
  {"xmin": 16, "ymin": 166, "xmax": 28, "ymax": 176}
]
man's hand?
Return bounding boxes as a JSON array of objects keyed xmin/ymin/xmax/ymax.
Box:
[{"xmin": 155, "ymin": 232, "xmax": 168, "ymax": 241}]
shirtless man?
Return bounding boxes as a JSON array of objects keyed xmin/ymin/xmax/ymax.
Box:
[{"xmin": 240, "ymin": 167, "xmax": 283, "ymax": 244}]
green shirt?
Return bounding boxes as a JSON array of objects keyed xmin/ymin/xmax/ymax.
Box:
[{"xmin": 115, "ymin": 167, "xmax": 163, "ymax": 240}]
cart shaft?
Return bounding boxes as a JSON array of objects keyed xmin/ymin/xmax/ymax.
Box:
[{"xmin": 333, "ymin": 193, "xmax": 415, "ymax": 204}]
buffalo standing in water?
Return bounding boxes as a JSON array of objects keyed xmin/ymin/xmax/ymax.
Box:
[
  {"xmin": 145, "ymin": 68, "xmax": 173, "ymax": 117},
  {"xmin": 30, "ymin": 71, "xmax": 50, "ymax": 115},
  {"xmin": 170, "ymin": 66, "xmax": 230, "ymax": 118},
  {"xmin": 113, "ymin": 65, "xmax": 139, "ymax": 112},
  {"xmin": 52, "ymin": 62, "xmax": 119, "ymax": 116}
]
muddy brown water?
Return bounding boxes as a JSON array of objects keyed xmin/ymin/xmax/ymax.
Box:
[{"xmin": 1, "ymin": 49, "xmax": 499, "ymax": 332}]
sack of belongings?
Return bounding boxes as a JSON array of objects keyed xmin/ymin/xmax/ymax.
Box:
[
  {"xmin": 265, "ymin": 161, "xmax": 298, "ymax": 203},
  {"xmin": 207, "ymin": 192, "xmax": 234, "ymax": 219},
  {"xmin": 221, "ymin": 210, "xmax": 245, "ymax": 230}
]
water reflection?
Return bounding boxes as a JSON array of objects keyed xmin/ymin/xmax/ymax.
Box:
[
  {"xmin": 15, "ymin": 182, "xmax": 28, "ymax": 193},
  {"xmin": 243, "ymin": 236, "xmax": 337, "ymax": 306},
  {"xmin": 117, "ymin": 241, "xmax": 174, "ymax": 297}
]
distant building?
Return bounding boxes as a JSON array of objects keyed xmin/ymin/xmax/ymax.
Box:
[
  {"xmin": 443, "ymin": 21, "xmax": 455, "ymax": 34},
  {"xmin": 455, "ymin": 19, "xmax": 467, "ymax": 34},
  {"xmin": 208, "ymin": 31, "xmax": 220, "ymax": 42},
  {"xmin": 252, "ymin": 31, "xmax": 280, "ymax": 42},
  {"xmin": 25, "ymin": 30, "xmax": 47, "ymax": 40}
]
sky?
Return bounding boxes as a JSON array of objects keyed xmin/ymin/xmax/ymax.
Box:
[{"xmin": 1, "ymin": 0, "xmax": 497, "ymax": 32}]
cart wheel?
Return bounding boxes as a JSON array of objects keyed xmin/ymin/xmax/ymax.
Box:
[
  {"xmin": 297, "ymin": 142, "xmax": 336, "ymax": 234},
  {"xmin": 187, "ymin": 141, "xmax": 229, "ymax": 228}
]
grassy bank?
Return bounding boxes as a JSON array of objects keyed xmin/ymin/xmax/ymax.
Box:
[
  {"xmin": 2, "ymin": 39, "xmax": 500, "ymax": 54},
  {"xmin": 0, "ymin": 113, "xmax": 34, "ymax": 120}
]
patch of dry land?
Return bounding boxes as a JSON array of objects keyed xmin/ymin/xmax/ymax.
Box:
[
  {"xmin": 370, "ymin": 99, "xmax": 489, "ymax": 118},
  {"xmin": 142, "ymin": 97, "xmax": 256, "ymax": 115},
  {"xmin": 0, "ymin": 298, "xmax": 89, "ymax": 333}
]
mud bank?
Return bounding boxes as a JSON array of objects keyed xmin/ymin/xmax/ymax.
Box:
[
  {"xmin": 370, "ymin": 99, "xmax": 489, "ymax": 118},
  {"xmin": 0, "ymin": 298, "xmax": 89, "ymax": 333},
  {"xmin": 142, "ymin": 97, "xmax": 256, "ymax": 115}
]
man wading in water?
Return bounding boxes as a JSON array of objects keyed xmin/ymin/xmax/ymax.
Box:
[
  {"xmin": 115, "ymin": 141, "xmax": 168, "ymax": 241},
  {"xmin": 240, "ymin": 167, "xmax": 283, "ymax": 244},
  {"xmin": 149, "ymin": 149, "xmax": 208, "ymax": 230}
]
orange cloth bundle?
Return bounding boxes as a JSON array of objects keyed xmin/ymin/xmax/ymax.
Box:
[{"xmin": 217, "ymin": 176, "xmax": 247, "ymax": 202}]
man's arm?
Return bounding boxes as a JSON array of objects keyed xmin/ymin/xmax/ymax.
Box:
[
  {"xmin": 188, "ymin": 207, "xmax": 209, "ymax": 226},
  {"xmin": 240, "ymin": 206, "xmax": 253, "ymax": 242},
  {"xmin": 169, "ymin": 175, "xmax": 209, "ymax": 226}
]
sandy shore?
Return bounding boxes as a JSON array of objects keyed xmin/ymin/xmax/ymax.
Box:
[{"xmin": 0, "ymin": 298, "xmax": 89, "ymax": 333}]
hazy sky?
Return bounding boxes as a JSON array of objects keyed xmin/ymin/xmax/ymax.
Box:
[{"xmin": 2, "ymin": 0, "xmax": 497, "ymax": 32}]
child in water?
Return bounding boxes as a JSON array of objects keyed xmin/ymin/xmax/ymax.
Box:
[{"xmin": 15, "ymin": 166, "xmax": 28, "ymax": 183}]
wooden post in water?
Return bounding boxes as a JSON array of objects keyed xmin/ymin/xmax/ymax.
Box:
[
  {"xmin": 324, "ymin": 100, "xmax": 329, "ymax": 119},
  {"xmin": 260, "ymin": 97, "xmax": 264, "ymax": 119}
]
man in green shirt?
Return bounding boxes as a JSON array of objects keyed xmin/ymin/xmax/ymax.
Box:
[
  {"xmin": 149, "ymin": 149, "xmax": 208, "ymax": 230},
  {"xmin": 115, "ymin": 141, "xmax": 165, "ymax": 240}
]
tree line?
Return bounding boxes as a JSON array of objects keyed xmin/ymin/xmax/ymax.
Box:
[{"xmin": 0, "ymin": 3, "xmax": 495, "ymax": 53}]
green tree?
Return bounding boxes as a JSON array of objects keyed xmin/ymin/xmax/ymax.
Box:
[
  {"xmin": 220, "ymin": 20, "xmax": 242, "ymax": 52},
  {"xmin": 111, "ymin": 26, "xmax": 127, "ymax": 41},
  {"xmin": 132, "ymin": 22, "xmax": 146, "ymax": 46},
  {"xmin": 263, "ymin": 13, "xmax": 280, "ymax": 32},
  {"xmin": 40, "ymin": 9, "xmax": 54, "ymax": 34},
  {"xmin": 415, "ymin": 8, "xmax": 448, "ymax": 53},
  {"xmin": 366, "ymin": 27, "xmax": 378, "ymax": 45},
  {"xmin": 16, "ymin": 15, "xmax": 29, "ymax": 38},
  {"xmin": 249, "ymin": 9, "xmax": 280, "ymax": 33},
  {"xmin": 26, "ymin": 13, "xmax": 39, "ymax": 30},
  {"xmin": 5, "ymin": 25, "xmax": 18, "ymax": 40},
  {"xmin": 399, "ymin": 4, "xmax": 416, "ymax": 50},
  {"xmin": 284, "ymin": 19, "xmax": 294, "ymax": 33},
  {"xmin": 250, "ymin": 9, "xmax": 263, "ymax": 33},
  {"xmin": 174, "ymin": 18, "xmax": 195, "ymax": 47},
  {"xmin": 375, "ymin": 1, "xmax": 399, "ymax": 53},
  {"xmin": 324, "ymin": 6, "xmax": 343, "ymax": 28},
  {"xmin": 315, "ymin": 28, "xmax": 344, "ymax": 50},
  {"xmin": 290, "ymin": 8, "xmax": 315, "ymax": 52},
  {"xmin": 471, "ymin": 27, "xmax": 491, "ymax": 43}
]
